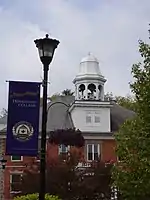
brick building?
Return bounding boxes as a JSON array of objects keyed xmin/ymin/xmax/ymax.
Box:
[{"xmin": 0, "ymin": 53, "xmax": 134, "ymax": 199}]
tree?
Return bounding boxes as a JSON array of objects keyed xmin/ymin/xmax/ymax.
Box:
[
  {"xmin": 61, "ymin": 89, "xmax": 74, "ymax": 96},
  {"xmin": 17, "ymin": 154, "xmax": 113, "ymax": 200},
  {"xmin": 115, "ymin": 95, "xmax": 136, "ymax": 112},
  {"xmin": 49, "ymin": 89, "xmax": 74, "ymax": 101},
  {"xmin": 49, "ymin": 93, "xmax": 61, "ymax": 101},
  {"xmin": 105, "ymin": 92, "xmax": 136, "ymax": 112},
  {"xmin": 113, "ymin": 39, "xmax": 150, "ymax": 200},
  {"xmin": 0, "ymin": 108, "xmax": 7, "ymax": 117},
  {"xmin": 49, "ymin": 129, "xmax": 85, "ymax": 147}
]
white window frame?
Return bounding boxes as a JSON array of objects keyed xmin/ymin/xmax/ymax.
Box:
[
  {"xmin": 87, "ymin": 144, "xmax": 100, "ymax": 161},
  {"xmin": 58, "ymin": 144, "xmax": 70, "ymax": 154},
  {"xmin": 11, "ymin": 156, "xmax": 23, "ymax": 162},
  {"xmin": 85, "ymin": 111, "xmax": 101, "ymax": 126},
  {"xmin": 10, "ymin": 173, "xmax": 22, "ymax": 193}
]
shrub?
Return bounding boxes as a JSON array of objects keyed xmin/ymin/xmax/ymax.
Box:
[{"xmin": 14, "ymin": 193, "xmax": 61, "ymax": 200}]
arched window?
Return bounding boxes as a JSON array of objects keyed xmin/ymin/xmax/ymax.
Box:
[
  {"xmin": 98, "ymin": 85, "xmax": 102, "ymax": 100},
  {"xmin": 79, "ymin": 84, "xmax": 85, "ymax": 99},
  {"xmin": 87, "ymin": 83, "xmax": 96, "ymax": 100}
]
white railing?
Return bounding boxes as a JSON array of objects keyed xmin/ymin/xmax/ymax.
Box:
[{"xmin": 76, "ymin": 162, "xmax": 91, "ymax": 168}]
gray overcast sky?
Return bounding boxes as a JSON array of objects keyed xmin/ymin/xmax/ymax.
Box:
[{"xmin": 0, "ymin": 0, "xmax": 149, "ymax": 110}]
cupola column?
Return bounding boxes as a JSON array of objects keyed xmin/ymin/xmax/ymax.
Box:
[
  {"xmin": 75, "ymin": 84, "xmax": 80, "ymax": 100},
  {"xmin": 96, "ymin": 84, "xmax": 99, "ymax": 100},
  {"xmin": 75, "ymin": 85, "xmax": 77, "ymax": 100},
  {"xmin": 85, "ymin": 83, "xmax": 88, "ymax": 100},
  {"xmin": 101, "ymin": 86, "xmax": 104, "ymax": 101}
]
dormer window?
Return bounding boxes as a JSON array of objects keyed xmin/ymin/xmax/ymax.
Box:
[
  {"xmin": 95, "ymin": 115, "xmax": 100, "ymax": 123},
  {"xmin": 85, "ymin": 111, "xmax": 100, "ymax": 125},
  {"xmin": 86, "ymin": 115, "xmax": 92, "ymax": 123}
]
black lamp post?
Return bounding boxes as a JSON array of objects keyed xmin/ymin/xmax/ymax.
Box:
[{"xmin": 34, "ymin": 34, "xmax": 59, "ymax": 200}]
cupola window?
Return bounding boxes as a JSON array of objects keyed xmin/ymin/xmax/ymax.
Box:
[
  {"xmin": 98, "ymin": 85, "xmax": 102, "ymax": 100},
  {"xmin": 87, "ymin": 83, "xmax": 96, "ymax": 100},
  {"xmin": 79, "ymin": 84, "xmax": 85, "ymax": 99}
]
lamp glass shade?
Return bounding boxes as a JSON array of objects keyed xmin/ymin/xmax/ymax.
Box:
[{"xmin": 38, "ymin": 44, "xmax": 53, "ymax": 58}]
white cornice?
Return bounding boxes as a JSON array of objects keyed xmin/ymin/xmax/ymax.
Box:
[
  {"xmin": 73, "ymin": 74, "xmax": 106, "ymax": 84},
  {"xmin": 84, "ymin": 135, "xmax": 114, "ymax": 140},
  {"xmin": 69, "ymin": 100, "xmax": 112, "ymax": 112}
]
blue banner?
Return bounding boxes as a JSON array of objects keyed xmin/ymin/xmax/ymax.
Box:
[{"xmin": 6, "ymin": 81, "xmax": 41, "ymax": 156}]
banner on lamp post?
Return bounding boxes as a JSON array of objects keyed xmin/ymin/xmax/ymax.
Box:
[{"xmin": 6, "ymin": 81, "xmax": 41, "ymax": 156}]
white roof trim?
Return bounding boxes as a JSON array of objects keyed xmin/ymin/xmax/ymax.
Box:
[{"xmin": 84, "ymin": 135, "xmax": 114, "ymax": 140}]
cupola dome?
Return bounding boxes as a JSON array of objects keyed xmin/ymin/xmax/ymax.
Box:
[
  {"xmin": 78, "ymin": 53, "xmax": 101, "ymax": 76},
  {"xmin": 81, "ymin": 52, "xmax": 99, "ymax": 63}
]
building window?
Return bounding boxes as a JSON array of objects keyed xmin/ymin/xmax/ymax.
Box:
[
  {"xmin": 87, "ymin": 144, "xmax": 93, "ymax": 160},
  {"xmin": 59, "ymin": 144, "xmax": 70, "ymax": 160},
  {"xmin": 87, "ymin": 144, "xmax": 100, "ymax": 161},
  {"xmin": 11, "ymin": 156, "xmax": 22, "ymax": 162},
  {"xmin": 95, "ymin": 115, "xmax": 100, "ymax": 123},
  {"xmin": 10, "ymin": 174, "xmax": 22, "ymax": 193},
  {"xmin": 59, "ymin": 144, "xmax": 70, "ymax": 154},
  {"xmin": 86, "ymin": 115, "xmax": 92, "ymax": 123}
]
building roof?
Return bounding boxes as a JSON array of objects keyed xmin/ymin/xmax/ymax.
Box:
[
  {"xmin": 110, "ymin": 102, "xmax": 135, "ymax": 131},
  {"xmin": 39, "ymin": 96, "xmax": 74, "ymax": 132},
  {"xmin": 0, "ymin": 96, "xmax": 135, "ymax": 136}
]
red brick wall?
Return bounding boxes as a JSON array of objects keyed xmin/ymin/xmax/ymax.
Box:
[
  {"xmin": 47, "ymin": 143, "xmax": 59, "ymax": 163},
  {"xmin": 3, "ymin": 139, "xmax": 117, "ymax": 199},
  {"xmin": 101, "ymin": 140, "xmax": 117, "ymax": 162},
  {"xmin": 4, "ymin": 156, "xmax": 38, "ymax": 200}
]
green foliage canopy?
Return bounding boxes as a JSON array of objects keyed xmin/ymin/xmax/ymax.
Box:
[{"xmin": 113, "ymin": 39, "xmax": 150, "ymax": 200}]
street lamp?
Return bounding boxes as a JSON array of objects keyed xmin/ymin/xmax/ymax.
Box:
[{"xmin": 34, "ymin": 34, "xmax": 59, "ymax": 200}]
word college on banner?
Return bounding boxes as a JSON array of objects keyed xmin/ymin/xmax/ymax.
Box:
[{"xmin": 6, "ymin": 81, "xmax": 41, "ymax": 156}]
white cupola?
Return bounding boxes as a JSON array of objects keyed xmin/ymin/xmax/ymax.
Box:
[{"xmin": 73, "ymin": 53, "xmax": 106, "ymax": 101}]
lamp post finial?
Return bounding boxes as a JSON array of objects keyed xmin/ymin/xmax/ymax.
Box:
[{"xmin": 46, "ymin": 34, "xmax": 49, "ymax": 38}]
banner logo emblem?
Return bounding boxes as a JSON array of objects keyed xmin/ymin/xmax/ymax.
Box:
[{"xmin": 12, "ymin": 121, "xmax": 34, "ymax": 141}]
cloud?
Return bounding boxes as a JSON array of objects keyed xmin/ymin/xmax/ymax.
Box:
[
  {"xmin": 0, "ymin": 8, "xmax": 46, "ymax": 109},
  {"xmin": 0, "ymin": 0, "xmax": 149, "ymax": 110}
]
